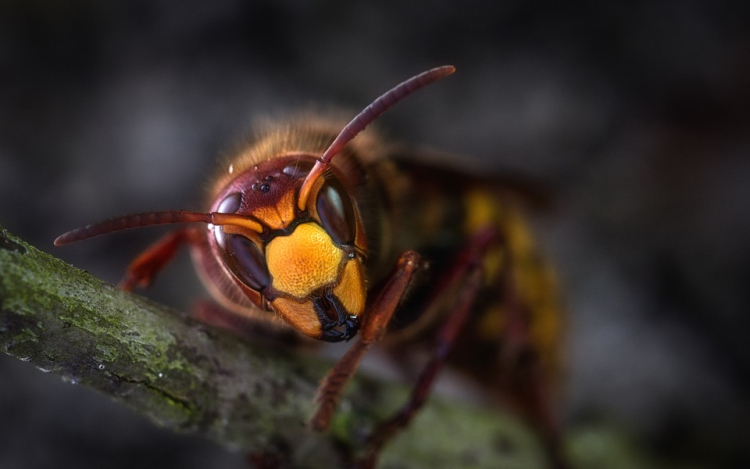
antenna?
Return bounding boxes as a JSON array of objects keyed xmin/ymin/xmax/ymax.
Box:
[
  {"xmin": 54, "ymin": 210, "xmax": 263, "ymax": 246},
  {"xmin": 297, "ymin": 65, "xmax": 456, "ymax": 211}
]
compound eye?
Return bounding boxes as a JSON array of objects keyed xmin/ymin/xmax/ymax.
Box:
[
  {"xmin": 222, "ymin": 234, "xmax": 269, "ymax": 291},
  {"xmin": 316, "ymin": 177, "xmax": 355, "ymax": 245}
]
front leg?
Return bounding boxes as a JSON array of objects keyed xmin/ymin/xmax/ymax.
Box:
[
  {"xmin": 354, "ymin": 228, "xmax": 498, "ymax": 468},
  {"xmin": 311, "ymin": 227, "xmax": 497, "ymax": 437},
  {"xmin": 118, "ymin": 228, "xmax": 201, "ymax": 291},
  {"xmin": 311, "ymin": 250, "xmax": 421, "ymax": 432}
]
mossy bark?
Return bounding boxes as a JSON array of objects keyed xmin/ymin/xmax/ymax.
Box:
[{"xmin": 0, "ymin": 225, "xmax": 552, "ymax": 468}]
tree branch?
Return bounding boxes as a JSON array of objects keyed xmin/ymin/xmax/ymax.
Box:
[{"xmin": 0, "ymin": 225, "xmax": 552, "ymax": 468}]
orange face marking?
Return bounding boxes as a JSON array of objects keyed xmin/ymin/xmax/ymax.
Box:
[
  {"xmin": 332, "ymin": 259, "xmax": 366, "ymax": 317},
  {"xmin": 270, "ymin": 297, "xmax": 322, "ymax": 338},
  {"xmin": 250, "ymin": 190, "xmax": 298, "ymax": 231},
  {"xmin": 265, "ymin": 223, "xmax": 343, "ymax": 299}
]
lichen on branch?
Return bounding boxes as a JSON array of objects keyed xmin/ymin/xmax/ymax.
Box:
[{"xmin": 0, "ymin": 225, "xmax": 550, "ymax": 469}]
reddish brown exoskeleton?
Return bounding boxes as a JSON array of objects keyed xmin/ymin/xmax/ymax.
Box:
[{"xmin": 56, "ymin": 66, "xmax": 565, "ymax": 468}]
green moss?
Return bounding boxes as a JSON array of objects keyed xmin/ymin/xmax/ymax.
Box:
[
  {"xmin": 94, "ymin": 342, "xmax": 119, "ymax": 363},
  {"xmin": 568, "ymin": 425, "xmax": 657, "ymax": 469},
  {"xmin": 378, "ymin": 399, "xmax": 548, "ymax": 469},
  {"xmin": 11, "ymin": 327, "xmax": 38, "ymax": 344},
  {"xmin": 3, "ymin": 226, "xmax": 708, "ymax": 469}
]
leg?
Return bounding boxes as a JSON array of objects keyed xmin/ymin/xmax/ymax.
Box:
[
  {"xmin": 354, "ymin": 228, "xmax": 497, "ymax": 469},
  {"xmin": 497, "ymin": 253, "xmax": 568, "ymax": 469},
  {"xmin": 311, "ymin": 250, "xmax": 421, "ymax": 432},
  {"xmin": 118, "ymin": 228, "xmax": 199, "ymax": 291},
  {"xmin": 356, "ymin": 268, "xmax": 484, "ymax": 469}
]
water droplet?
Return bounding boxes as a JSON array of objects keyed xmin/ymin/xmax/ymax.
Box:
[
  {"xmin": 63, "ymin": 375, "xmax": 79, "ymax": 385},
  {"xmin": 98, "ymin": 364, "xmax": 105, "ymax": 370},
  {"xmin": 158, "ymin": 372, "xmax": 163, "ymax": 378}
]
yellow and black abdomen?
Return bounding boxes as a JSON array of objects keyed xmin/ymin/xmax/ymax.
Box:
[{"xmin": 365, "ymin": 157, "xmax": 563, "ymax": 392}]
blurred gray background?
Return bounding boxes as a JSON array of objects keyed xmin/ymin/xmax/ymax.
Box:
[{"xmin": 1, "ymin": 1, "xmax": 748, "ymax": 468}]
